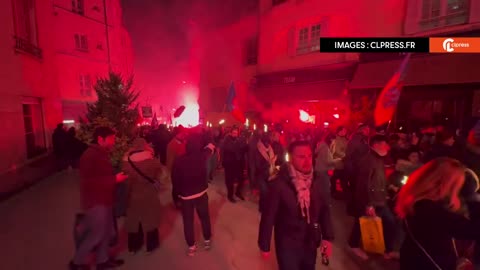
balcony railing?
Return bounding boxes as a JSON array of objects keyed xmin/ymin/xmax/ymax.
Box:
[{"xmin": 14, "ymin": 36, "xmax": 43, "ymax": 59}]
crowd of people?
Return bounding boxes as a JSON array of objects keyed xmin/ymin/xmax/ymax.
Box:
[{"xmin": 65, "ymin": 119, "xmax": 480, "ymax": 270}]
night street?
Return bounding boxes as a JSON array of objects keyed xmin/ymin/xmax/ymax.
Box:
[{"xmin": 0, "ymin": 170, "xmax": 399, "ymax": 270}]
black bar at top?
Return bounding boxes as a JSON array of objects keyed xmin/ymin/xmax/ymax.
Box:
[{"xmin": 319, "ymin": 38, "xmax": 430, "ymax": 53}]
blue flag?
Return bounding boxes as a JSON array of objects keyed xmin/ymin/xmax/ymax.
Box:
[{"xmin": 225, "ymin": 81, "xmax": 236, "ymax": 112}]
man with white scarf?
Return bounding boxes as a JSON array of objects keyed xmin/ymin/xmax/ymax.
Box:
[{"xmin": 258, "ymin": 140, "xmax": 334, "ymax": 270}]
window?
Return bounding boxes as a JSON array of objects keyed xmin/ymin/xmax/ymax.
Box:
[
  {"xmin": 296, "ymin": 24, "xmax": 321, "ymax": 55},
  {"xmin": 447, "ymin": 0, "xmax": 467, "ymax": 14},
  {"xmin": 245, "ymin": 36, "xmax": 258, "ymax": 65},
  {"xmin": 22, "ymin": 99, "xmax": 46, "ymax": 159},
  {"xmin": 420, "ymin": 0, "xmax": 469, "ymax": 30},
  {"xmin": 310, "ymin": 24, "xmax": 321, "ymax": 51},
  {"xmin": 72, "ymin": 0, "xmax": 85, "ymax": 15},
  {"xmin": 421, "ymin": 0, "xmax": 441, "ymax": 20},
  {"xmin": 80, "ymin": 75, "xmax": 92, "ymax": 96},
  {"xmin": 12, "ymin": 0, "xmax": 42, "ymax": 58},
  {"xmin": 272, "ymin": 0, "xmax": 287, "ymax": 6},
  {"xmin": 446, "ymin": 0, "xmax": 468, "ymax": 25},
  {"xmin": 74, "ymin": 34, "xmax": 88, "ymax": 51}
]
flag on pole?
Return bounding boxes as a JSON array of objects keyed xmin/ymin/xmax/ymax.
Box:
[
  {"xmin": 151, "ymin": 112, "xmax": 158, "ymax": 128},
  {"xmin": 225, "ymin": 81, "xmax": 236, "ymax": 112},
  {"xmin": 225, "ymin": 81, "xmax": 246, "ymax": 123},
  {"xmin": 374, "ymin": 53, "xmax": 411, "ymax": 126}
]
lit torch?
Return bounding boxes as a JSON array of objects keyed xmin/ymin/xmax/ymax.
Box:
[{"xmin": 401, "ymin": 175, "xmax": 408, "ymax": 185}]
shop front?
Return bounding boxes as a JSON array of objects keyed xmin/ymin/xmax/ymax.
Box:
[
  {"xmin": 253, "ymin": 62, "xmax": 356, "ymax": 125},
  {"xmin": 61, "ymin": 100, "xmax": 88, "ymax": 127},
  {"xmin": 349, "ymin": 53, "xmax": 480, "ymax": 131}
]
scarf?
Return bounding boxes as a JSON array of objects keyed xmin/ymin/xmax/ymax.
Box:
[
  {"xmin": 258, "ymin": 141, "xmax": 277, "ymax": 178},
  {"xmin": 257, "ymin": 141, "xmax": 276, "ymax": 165},
  {"xmin": 288, "ymin": 163, "xmax": 313, "ymax": 223}
]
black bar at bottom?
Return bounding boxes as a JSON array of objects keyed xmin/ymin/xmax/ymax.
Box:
[{"xmin": 319, "ymin": 38, "xmax": 429, "ymax": 53}]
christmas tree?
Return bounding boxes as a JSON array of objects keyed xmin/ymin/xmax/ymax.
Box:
[{"xmin": 78, "ymin": 72, "xmax": 140, "ymax": 168}]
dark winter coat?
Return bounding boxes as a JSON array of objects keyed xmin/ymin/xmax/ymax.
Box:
[
  {"xmin": 401, "ymin": 200, "xmax": 480, "ymax": 270},
  {"xmin": 350, "ymin": 150, "xmax": 388, "ymax": 217},
  {"xmin": 52, "ymin": 127, "xmax": 67, "ymax": 157},
  {"xmin": 149, "ymin": 127, "xmax": 171, "ymax": 165},
  {"xmin": 222, "ymin": 135, "xmax": 247, "ymax": 167},
  {"xmin": 258, "ymin": 165, "xmax": 334, "ymax": 252},
  {"xmin": 344, "ymin": 132, "xmax": 369, "ymax": 175},
  {"xmin": 171, "ymin": 135, "xmax": 209, "ymax": 198},
  {"xmin": 66, "ymin": 135, "xmax": 88, "ymax": 168},
  {"xmin": 254, "ymin": 148, "xmax": 271, "ymax": 183},
  {"xmin": 423, "ymin": 143, "xmax": 460, "ymax": 163}
]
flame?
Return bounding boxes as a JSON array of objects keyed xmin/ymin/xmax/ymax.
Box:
[
  {"xmin": 175, "ymin": 89, "xmax": 200, "ymax": 127},
  {"xmin": 299, "ymin": 110, "xmax": 310, "ymax": 122}
]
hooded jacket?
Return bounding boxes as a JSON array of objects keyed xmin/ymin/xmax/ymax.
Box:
[{"xmin": 171, "ymin": 134, "xmax": 209, "ymax": 199}]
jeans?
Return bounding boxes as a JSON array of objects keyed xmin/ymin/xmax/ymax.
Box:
[
  {"xmin": 258, "ymin": 176, "xmax": 268, "ymax": 213},
  {"xmin": 180, "ymin": 193, "xmax": 212, "ymax": 247},
  {"xmin": 206, "ymin": 154, "xmax": 216, "ymax": 180},
  {"xmin": 224, "ymin": 165, "xmax": 244, "ymax": 198},
  {"xmin": 73, "ymin": 205, "xmax": 114, "ymax": 264},
  {"xmin": 348, "ymin": 206, "xmax": 397, "ymax": 253},
  {"xmin": 248, "ymin": 158, "xmax": 257, "ymax": 191},
  {"xmin": 276, "ymin": 246, "xmax": 317, "ymax": 270}
]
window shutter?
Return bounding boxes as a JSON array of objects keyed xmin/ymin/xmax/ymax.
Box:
[
  {"xmin": 81, "ymin": 36, "xmax": 88, "ymax": 50},
  {"xmin": 287, "ymin": 26, "xmax": 296, "ymax": 57},
  {"xmin": 85, "ymin": 75, "xmax": 92, "ymax": 96},
  {"xmin": 79, "ymin": 75, "xmax": 84, "ymax": 96},
  {"xmin": 74, "ymin": 34, "xmax": 80, "ymax": 48}
]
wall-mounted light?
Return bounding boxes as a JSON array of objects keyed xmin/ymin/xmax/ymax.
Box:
[
  {"xmin": 63, "ymin": 120, "xmax": 75, "ymax": 124},
  {"xmin": 219, "ymin": 119, "xmax": 225, "ymax": 125}
]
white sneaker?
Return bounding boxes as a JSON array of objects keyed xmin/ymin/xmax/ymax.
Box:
[
  {"xmin": 187, "ymin": 244, "xmax": 197, "ymax": 257},
  {"xmin": 204, "ymin": 240, "xmax": 212, "ymax": 250},
  {"xmin": 349, "ymin": 247, "xmax": 369, "ymax": 260}
]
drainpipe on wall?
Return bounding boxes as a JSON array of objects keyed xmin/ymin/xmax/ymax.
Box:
[{"xmin": 103, "ymin": 0, "xmax": 112, "ymax": 72}]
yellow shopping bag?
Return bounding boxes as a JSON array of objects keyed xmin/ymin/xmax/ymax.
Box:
[{"xmin": 359, "ymin": 216, "xmax": 385, "ymax": 254}]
